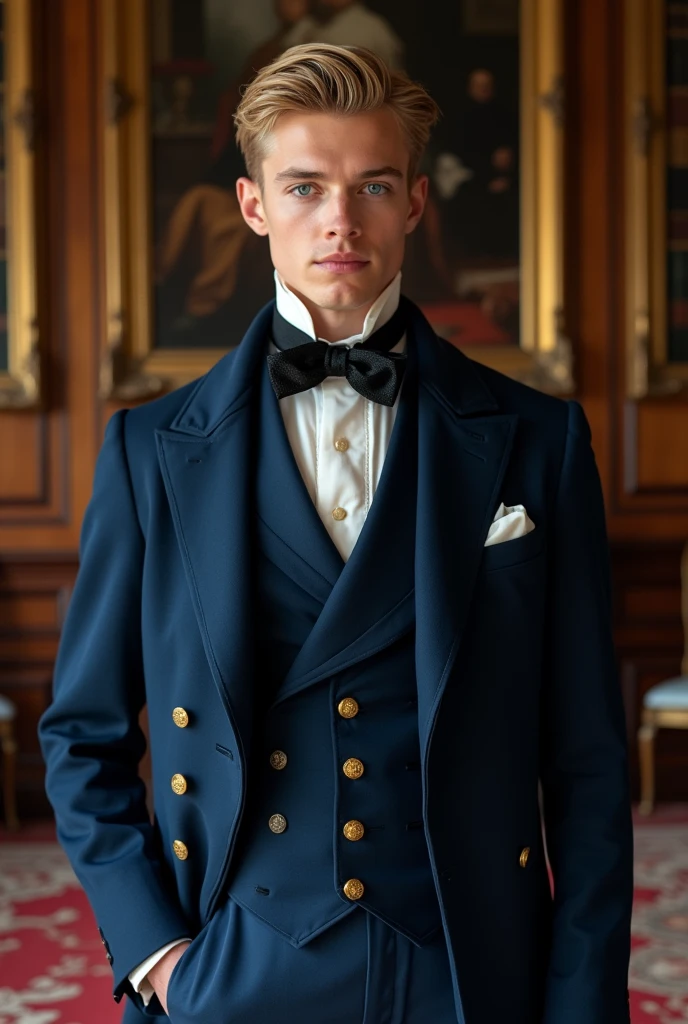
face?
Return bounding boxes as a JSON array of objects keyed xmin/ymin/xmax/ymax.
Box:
[
  {"xmin": 468, "ymin": 70, "xmax": 495, "ymax": 103},
  {"xmin": 236, "ymin": 108, "xmax": 427, "ymax": 338}
]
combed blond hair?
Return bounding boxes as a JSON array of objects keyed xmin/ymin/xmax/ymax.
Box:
[{"xmin": 233, "ymin": 43, "xmax": 441, "ymax": 188}]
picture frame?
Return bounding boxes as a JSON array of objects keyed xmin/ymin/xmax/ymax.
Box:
[
  {"xmin": 624, "ymin": 0, "xmax": 688, "ymax": 399},
  {"xmin": 98, "ymin": 0, "xmax": 574, "ymax": 399},
  {"xmin": 0, "ymin": 0, "xmax": 41, "ymax": 410}
]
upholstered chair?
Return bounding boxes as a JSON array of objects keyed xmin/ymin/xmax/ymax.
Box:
[{"xmin": 638, "ymin": 541, "xmax": 688, "ymax": 814}]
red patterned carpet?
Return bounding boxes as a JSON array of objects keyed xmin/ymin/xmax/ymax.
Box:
[{"xmin": 0, "ymin": 811, "xmax": 687, "ymax": 1023}]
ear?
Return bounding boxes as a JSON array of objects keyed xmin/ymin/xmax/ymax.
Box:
[
  {"xmin": 236, "ymin": 177, "xmax": 270, "ymax": 237},
  {"xmin": 404, "ymin": 174, "xmax": 429, "ymax": 235}
]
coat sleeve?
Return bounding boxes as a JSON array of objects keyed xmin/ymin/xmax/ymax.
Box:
[
  {"xmin": 38, "ymin": 409, "xmax": 190, "ymax": 1008},
  {"xmin": 540, "ymin": 400, "xmax": 633, "ymax": 1024}
]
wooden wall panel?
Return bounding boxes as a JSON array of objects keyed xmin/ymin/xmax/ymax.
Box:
[{"xmin": 0, "ymin": 0, "xmax": 687, "ymax": 818}]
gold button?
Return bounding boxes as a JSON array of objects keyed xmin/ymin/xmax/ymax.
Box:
[
  {"xmin": 269, "ymin": 813, "xmax": 288, "ymax": 834},
  {"xmin": 172, "ymin": 840, "xmax": 188, "ymax": 860},
  {"xmin": 519, "ymin": 847, "xmax": 530, "ymax": 868},
  {"xmin": 343, "ymin": 819, "xmax": 365, "ymax": 841},
  {"xmin": 332, "ymin": 506, "xmax": 348, "ymax": 521},
  {"xmin": 172, "ymin": 707, "xmax": 189, "ymax": 728},
  {"xmin": 342, "ymin": 757, "xmax": 364, "ymax": 779},
  {"xmin": 338, "ymin": 697, "xmax": 359, "ymax": 719},
  {"xmin": 269, "ymin": 750, "xmax": 288, "ymax": 770},
  {"xmin": 334, "ymin": 437, "xmax": 350, "ymax": 452},
  {"xmin": 170, "ymin": 773, "xmax": 187, "ymax": 795},
  {"xmin": 343, "ymin": 878, "xmax": 365, "ymax": 901}
]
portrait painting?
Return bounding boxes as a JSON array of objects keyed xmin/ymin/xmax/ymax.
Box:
[{"xmin": 149, "ymin": 0, "xmax": 521, "ymax": 353}]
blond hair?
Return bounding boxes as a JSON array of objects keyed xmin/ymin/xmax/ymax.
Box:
[{"xmin": 233, "ymin": 43, "xmax": 441, "ymax": 188}]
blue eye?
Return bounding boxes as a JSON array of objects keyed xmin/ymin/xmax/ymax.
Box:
[
  {"xmin": 366, "ymin": 183, "xmax": 387, "ymax": 195},
  {"xmin": 292, "ymin": 184, "xmax": 313, "ymax": 197}
]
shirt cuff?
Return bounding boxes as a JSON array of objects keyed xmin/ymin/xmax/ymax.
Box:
[{"xmin": 128, "ymin": 937, "xmax": 191, "ymax": 1007}]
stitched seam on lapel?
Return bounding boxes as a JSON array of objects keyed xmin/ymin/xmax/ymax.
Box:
[
  {"xmin": 171, "ymin": 388, "xmax": 254, "ymax": 438},
  {"xmin": 428, "ymin": 414, "xmax": 519, "ymax": 716},
  {"xmin": 156, "ymin": 440, "xmax": 228, "ymax": 698},
  {"xmin": 257, "ymin": 512, "xmax": 335, "ymax": 590}
]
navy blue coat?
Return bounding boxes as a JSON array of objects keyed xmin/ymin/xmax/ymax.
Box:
[{"xmin": 38, "ymin": 298, "xmax": 633, "ymax": 1023}]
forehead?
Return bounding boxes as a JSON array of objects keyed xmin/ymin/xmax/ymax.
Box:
[{"xmin": 262, "ymin": 108, "xmax": 409, "ymax": 176}]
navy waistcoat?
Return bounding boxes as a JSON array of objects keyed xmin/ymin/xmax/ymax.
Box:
[{"xmin": 226, "ymin": 329, "xmax": 443, "ymax": 948}]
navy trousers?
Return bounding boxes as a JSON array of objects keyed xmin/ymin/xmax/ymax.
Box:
[{"xmin": 162, "ymin": 897, "xmax": 459, "ymax": 1023}]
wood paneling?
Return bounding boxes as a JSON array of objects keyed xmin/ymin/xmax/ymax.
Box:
[{"xmin": 1, "ymin": 0, "xmax": 687, "ymax": 818}]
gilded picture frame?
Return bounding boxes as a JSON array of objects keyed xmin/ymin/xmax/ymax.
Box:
[
  {"xmin": 0, "ymin": 0, "xmax": 41, "ymax": 410},
  {"xmin": 99, "ymin": 0, "xmax": 573, "ymax": 399},
  {"xmin": 624, "ymin": 0, "xmax": 688, "ymax": 399}
]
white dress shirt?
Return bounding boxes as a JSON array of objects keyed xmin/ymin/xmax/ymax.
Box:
[{"xmin": 129, "ymin": 270, "xmax": 406, "ymax": 1005}]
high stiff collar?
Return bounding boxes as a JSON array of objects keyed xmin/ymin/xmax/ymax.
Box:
[{"xmin": 273, "ymin": 268, "xmax": 404, "ymax": 349}]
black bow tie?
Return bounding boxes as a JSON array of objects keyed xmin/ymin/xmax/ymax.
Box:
[{"xmin": 267, "ymin": 298, "xmax": 408, "ymax": 407}]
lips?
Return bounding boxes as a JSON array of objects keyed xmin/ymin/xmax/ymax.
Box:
[
  {"xmin": 314, "ymin": 253, "xmax": 370, "ymax": 274},
  {"xmin": 316, "ymin": 253, "xmax": 368, "ymax": 263}
]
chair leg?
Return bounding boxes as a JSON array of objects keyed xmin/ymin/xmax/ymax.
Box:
[
  {"xmin": 0, "ymin": 722, "xmax": 19, "ymax": 832},
  {"xmin": 638, "ymin": 721, "xmax": 657, "ymax": 816}
]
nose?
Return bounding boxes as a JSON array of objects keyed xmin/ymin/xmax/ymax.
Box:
[{"xmin": 324, "ymin": 193, "xmax": 362, "ymax": 240}]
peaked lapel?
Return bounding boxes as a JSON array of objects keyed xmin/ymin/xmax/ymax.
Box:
[
  {"xmin": 154, "ymin": 302, "xmax": 275, "ymax": 748},
  {"xmin": 270, "ymin": 330, "xmax": 419, "ymax": 707},
  {"xmin": 410, "ymin": 305, "xmax": 518, "ymax": 757}
]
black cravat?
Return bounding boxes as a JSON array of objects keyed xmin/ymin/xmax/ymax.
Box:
[{"xmin": 267, "ymin": 297, "xmax": 409, "ymax": 407}]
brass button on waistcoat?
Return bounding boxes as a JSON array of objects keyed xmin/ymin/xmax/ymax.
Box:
[
  {"xmin": 519, "ymin": 847, "xmax": 530, "ymax": 868},
  {"xmin": 342, "ymin": 757, "xmax": 365, "ymax": 779},
  {"xmin": 332, "ymin": 506, "xmax": 348, "ymax": 521},
  {"xmin": 172, "ymin": 707, "xmax": 189, "ymax": 728},
  {"xmin": 269, "ymin": 813, "xmax": 288, "ymax": 834},
  {"xmin": 338, "ymin": 697, "xmax": 359, "ymax": 719},
  {"xmin": 170, "ymin": 773, "xmax": 187, "ymax": 795},
  {"xmin": 343, "ymin": 878, "xmax": 365, "ymax": 901},
  {"xmin": 270, "ymin": 750, "xmax": 288, "ymax": 770},
  {"xmin": 334, "ymin": 437, "xmax": 350, "ymax": 452},
  {"xmin": 172, "ymin": 840, "xmax": 188, "ymax": 860},
  {"xmin": 343, "ymin": 819, "xmax": 365, "ymax": 841}
]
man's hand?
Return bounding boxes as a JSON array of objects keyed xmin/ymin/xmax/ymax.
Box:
[{"xmin": 147, "ymin": 940, "xmax": 191, "ymax": 1016}]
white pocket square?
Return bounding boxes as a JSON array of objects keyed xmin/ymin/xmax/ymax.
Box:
[{"xmin": 484, "ymin": 503, "xmax": 536, "ymax": 547}]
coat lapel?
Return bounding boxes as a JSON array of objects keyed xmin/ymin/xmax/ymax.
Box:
[
  {"xmin": 411, "ymin": 304, "xmax": 518, "ymax": 756},
  {"xmin": 154, "ymin": 302, "xmax": 275, "ymax": 749}
]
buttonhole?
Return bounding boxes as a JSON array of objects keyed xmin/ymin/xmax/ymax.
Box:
[
  {"xmin": 255, "ymin": 886, "xmax": 270, "ymax": 896},
  {"xmin": 404, "ymin": 761, "xmax": 420, "ymax": 771},
  {"xmin": 215, "ymin": 743, "xmax": 234, "ymax": 760},
  {"xmin": 187, "ymin": 458, "xmax": 203, "ymax": 463},
  {"xmin": 406, "ymin": 820, "xmax": 423, "ymax": 831},
  {"xmin": 367, "ymin": 825, "xmax": 385, "ymax": 832}
]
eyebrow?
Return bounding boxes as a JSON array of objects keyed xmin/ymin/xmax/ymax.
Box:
[{"xmin": 274, "ymin": 165, "xmax": 405, "ymax": 183}]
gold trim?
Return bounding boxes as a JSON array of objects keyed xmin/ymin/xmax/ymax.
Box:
[
  {"xmin": 101, "ymin": 0, "xmax": 573, "ymax": 395},
  {"xmin": 100, "ymin": 0, "xmax": 164, "ymax": 399},
  {"xmin": 0, "ymin": 0, "xmax": 41, "ymax": 409},
  {"xmin": 625, "ymin": 0, "xmax": 688, "ymax": 398}
]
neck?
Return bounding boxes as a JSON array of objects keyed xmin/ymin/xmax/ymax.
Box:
[
  {"xmin": 293, "ymin": 296, "xmax": 370, "ymax": 341},
  {"xmin": 286, "ymin": 282, "xmax": 397, "ymax": 341}
]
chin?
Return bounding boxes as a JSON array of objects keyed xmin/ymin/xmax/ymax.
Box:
[{"xmin": 311, "ymin": 276, "xmax": 379, "ymax": 311}]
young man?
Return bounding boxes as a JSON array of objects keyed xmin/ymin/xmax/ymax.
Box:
[{"xmin": 39, "ymin": 44, "xmax": 633, "ymax": 1024}]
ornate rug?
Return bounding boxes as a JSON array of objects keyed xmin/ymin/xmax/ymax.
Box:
[
  {"xmin": 631, "ymin": 807, "xmax": 688, "ymax": 1023},
  {"xmin": 0, "ymin": 812, "xmax": 687, "ymax": 1022}
]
